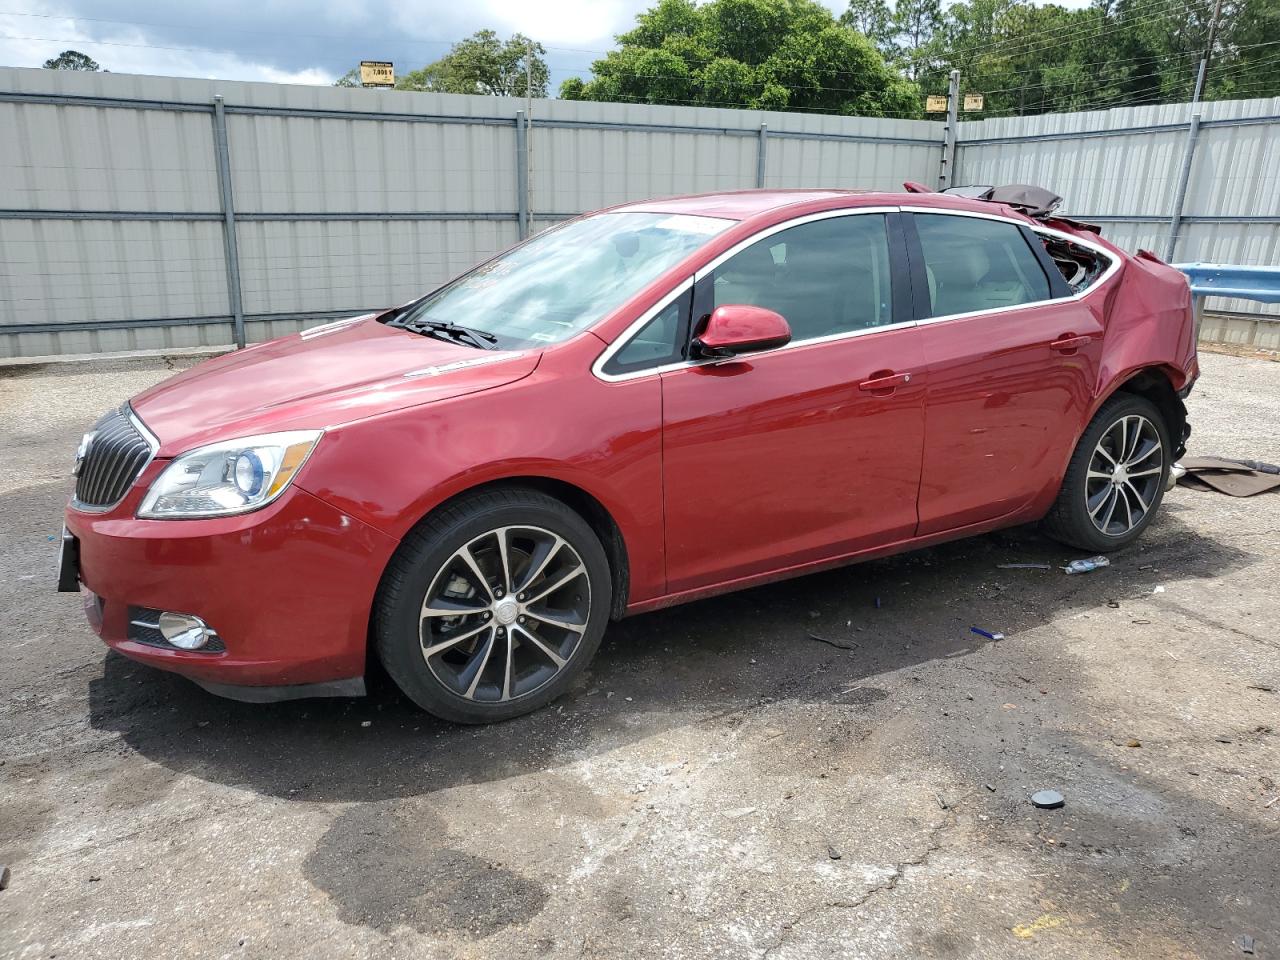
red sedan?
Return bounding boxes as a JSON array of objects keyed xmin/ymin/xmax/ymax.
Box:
[{"xmin": 60, "ymin": 186, "xmax": 1198, "ymax": 722}]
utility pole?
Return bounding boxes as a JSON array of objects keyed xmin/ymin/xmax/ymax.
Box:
[
  {"xmin": 939, "ymin": 69, "xmax": 960, "ymax": 190},
  {"xmin": 1194, "ymin": 0, "xmax": 1223, "ymax": 101}
]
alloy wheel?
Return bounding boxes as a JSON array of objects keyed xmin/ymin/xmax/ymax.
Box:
[
  {"xmin": 1085, "ymin": 414, "xmax": 1164, "ymax": 537},
  {"xmin": 419, "ymin": 525, "xmax": 591, "ymax": 703}
]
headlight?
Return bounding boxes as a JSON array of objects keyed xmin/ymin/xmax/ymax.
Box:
[{"xmin": 137, "ymin": 431, "xmax": 322, "ymax": 519}]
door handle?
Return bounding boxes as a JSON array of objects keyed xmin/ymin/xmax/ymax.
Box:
[
  {"xmin": 1050, "ymin": 334, "xmax": 1094, "ymax": 353},
  {"xmin": 858, "ymin": 371, "xmax": 912, "ymax": 393}
]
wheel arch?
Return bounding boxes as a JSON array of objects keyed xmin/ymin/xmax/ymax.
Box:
[
  {"xmin": 1099, "ymin": 364, "xmax": 1189, "ymax": 458},
  {"xmin": 386, "ymin": 475, "xmax": 632, "ymax": 621}
]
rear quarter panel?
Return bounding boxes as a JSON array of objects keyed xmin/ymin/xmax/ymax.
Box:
[{"xmin": 1093, "ymin": 253, "xmax": 1198, "ymax": 405}]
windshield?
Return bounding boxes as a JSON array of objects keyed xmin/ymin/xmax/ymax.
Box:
[{"xmin": 390, "ymin": 211, "xmax": 734, "ymax": 349}]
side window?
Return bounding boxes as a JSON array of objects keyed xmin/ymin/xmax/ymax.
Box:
[
  {"xmin": 602, "ymin": 290, "xmax": 688, "ymax": 375},
  {"xmin": 711, "ymin": 214, "xmax": 895, "ymax": 342},
  {"xmin": 1038, "ymin": 232, "xmax": 1112, "ymax": 294},
  {"xmin": 913, "ymin": 213, "xmax": 1052, "ymax": 318}
]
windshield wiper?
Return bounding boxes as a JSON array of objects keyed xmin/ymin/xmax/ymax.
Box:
[{"xmin": 401, "ymin": 319, "xmax": 498, "ymax": 351}]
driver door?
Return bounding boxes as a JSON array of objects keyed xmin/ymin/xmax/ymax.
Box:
[{"xmin": 658, "ymin": 211, "xmax": 928, "ymax": 594}]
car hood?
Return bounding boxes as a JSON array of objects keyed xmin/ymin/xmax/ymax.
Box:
[{"xmin": 131, "ymin": 315, "xmax": 539, "ymax": 455}]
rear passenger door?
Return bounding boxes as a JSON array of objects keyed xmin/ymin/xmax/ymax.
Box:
[{"xmin": 905, "ymin": 209, "xmax": 1106, "ymax": 536}]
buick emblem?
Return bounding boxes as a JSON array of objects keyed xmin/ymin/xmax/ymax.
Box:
[{"xmin": 73, "ymin": 431, "xmax": 95, "ymax": 477}]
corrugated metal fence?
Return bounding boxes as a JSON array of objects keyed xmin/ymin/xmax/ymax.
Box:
[
  {"xmin": 955, "ymin": 97, "xmax": 1280, "ymax": 319},
  {"xmin": 0, "ymin": 65, "xmax": 1276, "ymax": 359}
]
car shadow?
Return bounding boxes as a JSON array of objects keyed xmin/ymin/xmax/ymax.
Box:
[{"xmin": 87, "ymin": 511, "xmax": 1252, "ymax": 804}]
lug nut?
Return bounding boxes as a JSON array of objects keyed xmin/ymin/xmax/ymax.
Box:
[
  {"xmin": 518, "ymin": 615, "xmax": 526, "ymax": 624},
  {"xmin": 483, "ymin": 611, "xmax": 491, "ymax": 620}
]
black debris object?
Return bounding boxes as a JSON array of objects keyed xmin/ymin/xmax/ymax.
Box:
[
  {"xmin": 1031, "ymin": 790, "xmax": 1065, "ymax": 809},
  {"xmin": 0, "ymin": 865, "xmax": 8, "ymax": 890},
  {"xmin": 807, "ymin": 632, "xmax": 859, "ymax": 651},
  {"xmin": 1240, "ymin": 934, "xmax": 1255, "ymax": 954}
]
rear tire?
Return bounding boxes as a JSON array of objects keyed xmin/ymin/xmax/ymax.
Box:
[
  {"xmin": 375, "ymin": 487, "xmax": 611, "ymax": 724},
  {"xmin": 1042, "ymin": 393, "xmax": 1171, "ymax": 552}
]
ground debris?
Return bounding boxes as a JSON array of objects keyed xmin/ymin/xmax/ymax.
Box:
[
  {"xmin": 1031, "ymin": 790, "xmax": 1065, "ymax": 809},
  {"xmin": 806, "ymin": 632, "xmax": 859, "ymax": 651},
  {"xmin": 827, "ymin": 845, "xmax": 842, "ymax": 861}
]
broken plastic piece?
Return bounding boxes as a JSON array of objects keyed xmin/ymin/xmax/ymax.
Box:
[
  {"xmin": 1031, "ymin": 790, "xmax": 1064, "ymax": 809},
  {"xmin": 997, "ymin": 563, "xmax": 1051, "ymax": 570},
  {"xmin": 1063, "ymin": 555, "xmax": 1110, "ymax": 574},
  {"xmin": 970, "ymin": 627, "xmax": 1005, "ymax": 641},
  {"xmin": 0, "ymin": 865, "xmax": 9, "ymax": 891}
]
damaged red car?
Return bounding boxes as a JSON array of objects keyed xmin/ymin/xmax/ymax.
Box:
[{"xmin": 60, "ymin": 185, "xmax": 1198, "ymax": 723}]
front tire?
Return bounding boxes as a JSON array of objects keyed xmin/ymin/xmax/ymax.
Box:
[
  {"xmin": 1043, "ymin": 393, "xmax": 1171, "ymax": 552},
  {"xmin": 375, "ymin": 488, "xmax": 611, "ymax": 723}
]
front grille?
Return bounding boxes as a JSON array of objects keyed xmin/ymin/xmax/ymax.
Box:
[
  {"xmin": 73, "ymin": 406, "xmax": 157, "ymax": 510},
  {"xmin": 127, "ymin": 607, "xmax": 225, "ymax": 652}
]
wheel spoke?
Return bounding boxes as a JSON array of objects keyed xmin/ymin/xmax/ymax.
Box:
[
  {"xmin": 461, "ymin": 628, "xmax": 497, "ymax": 699},
  {"xmin": 500, "ymin": 629, "xmax": 515, "ymax": 701},
  {"xmin": 1087, "ymin": 469, "xmax": 1113, "ymax": 481},
  {"xmin": 1126, "ymin": 437, "xmax": 1161, "ymax": 468},
  {"xmin": 422, "ymin": 620, "xmax": 490, "ymax": 657},
  {"xmin": 458, "ymin": 543, "xmax": 494, "ymax": 602},
  {"xmin": 422, "ymin": 596, "xmax": 487, "ymax": 617},
  {"xmin": 1115, "ymin": 419, "xmax": 1128, "ymax": 463},
  {"xmin": 524, "ymin": 563, "xmax": 585, "ymax": 605},
  {"xmin": 495, "ymin": 527, "xmax": 513, "ymax": 594},
  {"xmin": 1128, "ymin": 465, "xmax": 1162, "ymax": 478},
  {"xmin": 1118, "ymin": 483, "xmax": 1134, "ymax": 529},
  {"xmin": 1099, "ymin": 488, "xmax": 1119, "ymax": 531},
  {"xmin": 514, "ymin": 624, "xmax": 567, "ymax": 668},
  {"xmin": 1094, "ymin": 442, "xmax": 1118, "ymax": 467},
  {"xmin": 1088, "ymin": 484, "xmax": 1114, "ymax": 518},
  {"xmin": 515, "ymin": 534, "xmax": 565, "ymax": 594},
  {"xmin": 525, "ymin": 608, "xmax": 588, "ymax": 633},
  {"xmin": 1124, "ymin": 479, "xmax": 1150, "ymax": 514}
]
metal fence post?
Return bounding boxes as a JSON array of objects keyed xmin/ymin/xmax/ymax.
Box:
[
  {"xmin": 938, "ymin": 69, "xmax": 960, "ymax": 190},
  {"xmin": 756, "ymin": 122, "xmax": 768, "ymax": 188},
  {"xmin": 1164, "ymin": 111, "xmax": 1202, "ymax": 262},
  {"xmin": 516, "ymin": 110, "xmax": 529, "ymax": 240},
  {"xmin": 211, "ymin": 95, "xmax": 246, "ymax": 349}
]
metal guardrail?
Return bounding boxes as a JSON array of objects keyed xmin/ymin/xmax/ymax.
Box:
[
  {"xmin": 1174, "ymin": 263, "xmax": 1280, "ymax": 304},
  {"xmin": 1174, "ymin": 263, "xmax": 1280, "ymax": 340}
]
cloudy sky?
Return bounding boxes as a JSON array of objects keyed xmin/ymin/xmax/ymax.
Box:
[{"xmin": 0, "ymin": 0, "xmax": 1090, "ymax": 90}]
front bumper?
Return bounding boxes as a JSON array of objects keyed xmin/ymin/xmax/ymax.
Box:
[{"xmin": 64, "ymin": 469, "xmax": 399, "ymax": 695}]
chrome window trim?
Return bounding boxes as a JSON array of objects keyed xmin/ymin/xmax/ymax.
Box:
[
  {"xmin": 593, "ymin": 206, "xmax": 903, "ymax": 383},
  {"xmin": 900, "ymin": 205, "xmax": 1122, "ymax": 326},
  {"xmin": 70, "ymin": 404, "xmax": 161, "ymax": 514}
]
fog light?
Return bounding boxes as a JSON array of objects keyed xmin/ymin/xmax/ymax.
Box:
[{"xmin": 158, "ymin": 612, "xmax": 212, "ymax": 650}]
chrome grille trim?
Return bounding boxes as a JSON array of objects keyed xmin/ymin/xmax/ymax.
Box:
[{"xmin": 71, "ymin": 405, "xmax": 159, "ymax": 513}]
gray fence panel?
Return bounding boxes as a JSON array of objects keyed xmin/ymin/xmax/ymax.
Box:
[
  {"xmin": 955, "ymin": 96, "xmax": 1280, "ymax": 318},
  {"xmin": 0, "ymin": 63, "xmax": 1276, "ymax": 359}
]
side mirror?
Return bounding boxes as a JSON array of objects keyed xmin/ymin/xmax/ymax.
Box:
[{"xmin": 693, "ymin": 305, "xmax": 791, "ymax": 360}]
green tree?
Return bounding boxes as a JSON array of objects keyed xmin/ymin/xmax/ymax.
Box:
[
  {"xmin": 333, "ymin": 68, "xmax": 361, "ymax": 88},
  {"xmin": 43, "ymin": 50, "xmax": 101, "ymax": 71},
  {"xmin": 560, "ymin": 0, "xmax": 920, "ymax": 117},
  {"xmin": 840, "ymin": 0, "xmax": 895, "ymax": 55},
  {"xmin": 890, "ymin": 0, "xmax": 943, "ymax": 78},
  {"xmin": 397, "ymin": 30, "xmax": 548, "ymax": 97}
]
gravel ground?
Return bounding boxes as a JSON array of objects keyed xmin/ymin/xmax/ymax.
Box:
[{"xmin": 1, "ymin": 350, "xmax": 1278, "ymax": 960}]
